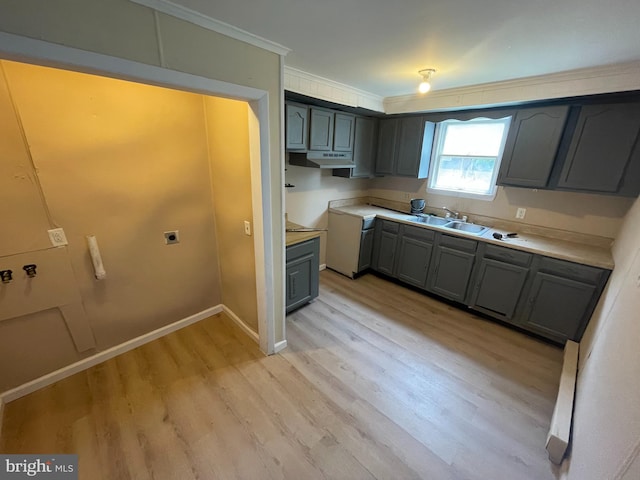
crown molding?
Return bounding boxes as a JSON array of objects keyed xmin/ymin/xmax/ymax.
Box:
[
  {"xmin": 284, "ymin": 66, "xmax": 385, "ymax": 112},
  {"xmin": 130, "ymin": 0, "xmax": 290, "ymax": 56},
  {"xmin": 384, "ymin": 61, "xmax": 640, "ymax": 114}
]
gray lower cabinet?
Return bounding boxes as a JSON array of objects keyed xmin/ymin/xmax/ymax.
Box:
[
  {"xmin": 286, "ymin": 237, "xmax": 320, "ymax": 313},
  {"xmin": 358, "ymin": 227, "xmax": 375, "ymax": 272},
  {"xmin": 517, "ymin": 257, "xmax": 609, "ymax": 342},
  {"xmin": 426, "ymin": 234, "xmax": 477, "ymax": 303},
  {"xmin": 369, "ymin": 218, "xmax": 610, "ymax": 343},
  {"xmin": 395, "ymin": 225, "xmax": 435, "ymax": 288},
  {"xmin": 371, "ymin": 220, "xmax": 400, "ymax": 277},
  {"xmin": 468, "ymin": 244, "xmax": 533, "ymax": 320},
  {"xmin": 498, "ymin": 105, "xmax": 569, "ymax": 188}
]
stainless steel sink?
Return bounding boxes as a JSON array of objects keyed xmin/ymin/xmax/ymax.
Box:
[
  {"xmin": 411, "ymin": 215, "xmax": 450, "ymax": 226},
  {"xmin": 443, "ymin": 221, "xmax": 489, "ymax": 235}
]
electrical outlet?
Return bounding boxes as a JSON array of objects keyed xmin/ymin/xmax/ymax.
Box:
[
  {"xmin": 164, "ymin": 230, "xmax": 180, "ymax": 244},
  {"xmin": 48, "ymin": 228, "xmax": 68, "ymax": 246},
  {"xmin": 244, "ymin": 221, "xmax": 252, "ymax": 236},
  {"xmin": 403, "ymin": 192, "xmax": 411, "ymax": 201},
  {"xmin": 516, "ymin": 208, "xmax": 527, "ymax": 219}
]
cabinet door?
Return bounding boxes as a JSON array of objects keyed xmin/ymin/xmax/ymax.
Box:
[
  {"xmin": 357, "ymin": 228, "xmax": 375, "ymax": 272},
  {"xmin": 309, "ymin": 108, "xmax": 334, "ymax": 151},
  {"xmin": 557, "ymin": 103, "xmax": 640, "ymax": 193},
  {"xmin": 375, "ymin": 118, "xmax": 398, "ymax": 175},
  {"xmin": 286, "ymin": 253, "xmax": 314, "ymax": 313},
  {"xmin": 520, "ymin": 272, "xmax": 596, "ymax": 342},
  {"xmin": 333, "ymin": 113, "xmax": 356, "ymax": 152},
  {"xmin": 375, "ymin": 231, "xmax": 398, "ymax": 276},
  {"xmin": 395, "ymin": 116, "xmax": 426, "ymax": 177},
  {"xmin": 286, "ymin": 103, "xmax": 308, "ymax": 150},
  {"xmin": 427, "ymin": 245, "xmax": 476, "ymax": 302},
  {"xmin": 352, "ymin": 116, "xmax": 376, "ymax": 178},
  {"xmin": 469, "ymin": 258, "xmax": 529, "ymax": 320},
  {"xmin": 396, "ymin": 236, "xmax": 433, "ymax": 288},
  {"xmin": 498, "ymin": 106, "xmax": 568, "ymax": 187}
]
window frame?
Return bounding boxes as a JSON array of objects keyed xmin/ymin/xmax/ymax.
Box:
[{"xmin": 427, "ymin": 116, "xmax": 511, "ymax": 201}]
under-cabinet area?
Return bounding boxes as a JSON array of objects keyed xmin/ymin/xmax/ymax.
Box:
[{"xmin": 326, "ymin": 202, "xmax": 612, "ymax": 344}]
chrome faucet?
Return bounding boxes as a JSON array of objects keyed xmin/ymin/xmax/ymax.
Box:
[{"xmin": 442, "ymin": 207, "xmax": 459, "ymax": 219}]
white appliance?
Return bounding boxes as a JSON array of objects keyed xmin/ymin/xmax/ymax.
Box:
[{"xmin": 326, "ymin": 210, "xmax": 373, "ymax": 278}]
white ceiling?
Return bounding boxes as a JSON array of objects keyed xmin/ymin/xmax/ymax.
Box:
[{"xmin": 172, "ymin": 0, "xmax": 640, "ymax": 98}]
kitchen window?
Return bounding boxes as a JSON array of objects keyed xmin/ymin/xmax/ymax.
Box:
[{"xmin": 427, "ymin": 117, "xmax": 511, "ymax": 200}]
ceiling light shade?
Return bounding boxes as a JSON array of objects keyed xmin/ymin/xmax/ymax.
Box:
[{"xmin": 418, "ymin": 68, "xmax": 436, "ymax": 94}]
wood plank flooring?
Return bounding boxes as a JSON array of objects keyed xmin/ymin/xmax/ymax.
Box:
[{"xmin": 0, "ymin": 270, "xmax": 563, "ymax": 479}]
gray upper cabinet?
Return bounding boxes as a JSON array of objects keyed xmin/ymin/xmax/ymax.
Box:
[
  {"xmin": 427, "ymin": 234, "xmax": 477, "ymax": 303},
  {"xmin": 333, "ymin": 116, "xmax": 378, "ymax": 179},
  {"xmin": 375, "ymin": 118, "xmax": 398, "ymax": 175},
  {"xmin": 375, "ymin": 116, "xmax": 434, "ymax": 178},
  {"xmin": 498, "ymin": 106, "xmax": 569, "ymax": 187},
  {"xmin": 309, "ymin": 107, "xmax": 334, "ymax": 151},
  {"xmin": 286, "ymin": 102, "xmax": 308, "ymax": 151},
  {"xmin": 395, "ymin": 225, "xmax": 435, "ymax": 288},
  {"xmin": 333, "ymin": 113, "xmax": 356, "ymax": 152},
  {"xmin": 555, "ymin": 103, "xmax": 640, "ymax": 195}
]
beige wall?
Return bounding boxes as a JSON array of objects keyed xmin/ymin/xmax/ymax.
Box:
[
  {"xmin": 368, "ymin": 177, "xmax": 632, "ymax": 239},
  {"xmin": 0, "ymin": 60, "xmax": 223, "ymax": 391},
  {"xmin": 0, "ymin": 0, "xmax": 285, "ymax": 348},
  {"xmin": 205, "ymin": 97, "xmax": 258, "ymax": 331},
  {"xmin": 559, "ymin": 196, "xmax": 640, "ymax": 479},
  {"xmin": 285, "ymin": 162, "xmax": 369, "ymax": 264}
]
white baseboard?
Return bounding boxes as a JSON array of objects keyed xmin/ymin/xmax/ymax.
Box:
[
  {"xmin": 274, "ymin": 339, "xmax": 288, "ymax": 353},
  {"xmin": 222, "ymin": 305, "xmax": 259, "ymax": 344},
  {"xmin": 0, "ymin": 305, "xmax": 223, "ymax": 404},
  {"xmin": 547, "ymin": 340, "xmax": 579, "ymax": 464},
  {"xmin": 319, "ymin": 263, "xmax": 327, "ymax": 271}
]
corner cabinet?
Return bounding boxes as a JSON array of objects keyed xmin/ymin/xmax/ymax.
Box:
[
  {"xmin": 286, "ymin": 237, "xmax": 320, "ymax": 313},
  {"xmin": 517, "ymin": 257, "xmax": 610, "ymax": 343},
  {"xmin": 333, "ymin": 116, "xmax": 378, "ymax": 179},
  {"xmin": 498, "ymin": 106, "xmax": 569, "ymax": 188},
  {"xmin": 553, "ymin": 103, "xmax": 640, "ymax": 196},
  {"xmin": 375, "ymin": 116, "xmax": 434, "ymax": 178}
]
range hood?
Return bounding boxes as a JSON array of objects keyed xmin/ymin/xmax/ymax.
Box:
[{"xmin": 289, "ymin": 150, "xmax": 354, "ymax": 169}]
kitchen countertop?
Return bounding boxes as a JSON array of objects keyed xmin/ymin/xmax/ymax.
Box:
[
  {"xmin": 329, "ymin": 205, "xmax": 614, "ymax": 270},
  {"xmin": 286, "ymin": 221, "xmax": 323, "ymax": 247}
]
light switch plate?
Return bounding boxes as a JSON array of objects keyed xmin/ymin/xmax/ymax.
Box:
[
  {"xmin": 48, "ymin": 228, "xmax": 68, "ymax": 246},
  {"xmin": 516, "ymin": 208, "xmax": 527, "ymax": 219},
  {"xmin": 244, "ymin": 221, "xmax": 251, "ymax": 236}
]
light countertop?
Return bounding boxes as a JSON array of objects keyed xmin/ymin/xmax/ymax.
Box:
[
  {"xmin": 286, "ymin": 221, "xmax": 323, "ymax": 247},
  {"xmin": 329, "ymin": 205, "xmax": 614, "ymax": 270}
]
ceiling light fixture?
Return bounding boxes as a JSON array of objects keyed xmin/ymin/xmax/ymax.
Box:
[{"xmin": 418, "ymin": 68, "xmax": 436, "ymax": 94}]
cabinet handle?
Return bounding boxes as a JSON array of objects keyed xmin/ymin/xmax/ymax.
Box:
[{"xmin": 291, "ymin": 277, "xmax": 296, "ymax": 296}]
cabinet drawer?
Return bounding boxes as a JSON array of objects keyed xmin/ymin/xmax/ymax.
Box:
[
  {"xmin": 484, "ymin": 244, "xmax": 532, "ymax": 267},
  {"xmin": 401, "ymin": 224, "xmax": 435, "ymax": 242},
  {"xmin": 286, "ymin": 238, "xmax": 319, "ymax": 262},
  {"xmin": 438, "ymin": 234, "xmax": 477, "ymax": 253},
  {"xmin": 538, "ymin": 256, "xmax": 605, "ymax": 284},
  {"xmin": 362, "ymin": 217, "xmax": 376, "ymax": 230},
  {"xmin": 379, "ymin": 220, "xmax": 400, "ymax": 233}
]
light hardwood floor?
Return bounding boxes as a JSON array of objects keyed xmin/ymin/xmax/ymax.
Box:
[{"xmin": 1, "ymin": 270, "xmax": 563, "ymax": 479}]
